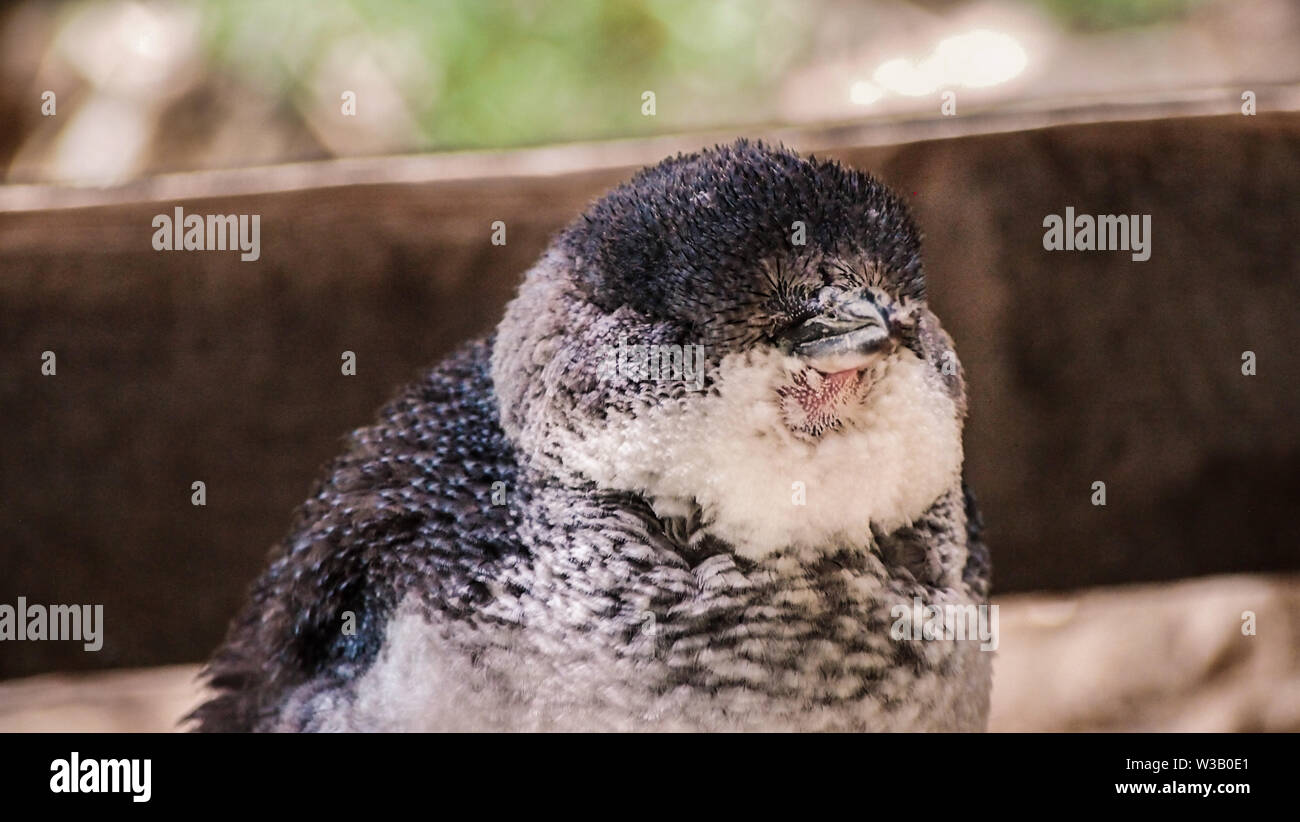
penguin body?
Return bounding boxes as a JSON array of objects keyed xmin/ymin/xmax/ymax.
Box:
[{"xmin": 195, "ymin": 141, "xmax": 992, "ymax": 732}]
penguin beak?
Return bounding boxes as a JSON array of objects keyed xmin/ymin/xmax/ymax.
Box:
[{"xmin": 779, "ymin": 291, "xmax": 897, "ymax": 373}]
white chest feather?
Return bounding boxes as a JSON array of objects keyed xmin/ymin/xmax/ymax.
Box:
[{"xmin": 553, "ymin": 346, "xmax": 964, "ymax": 558}]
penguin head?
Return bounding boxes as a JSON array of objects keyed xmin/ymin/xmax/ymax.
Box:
[{"xmin": 493, "ymin": 140, "xmax": 967, "ymax": 556}]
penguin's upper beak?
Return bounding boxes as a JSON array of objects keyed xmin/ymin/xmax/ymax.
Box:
[{"xmin": 778, "ymin": 290, "xmax": 897, "ymax": 373}]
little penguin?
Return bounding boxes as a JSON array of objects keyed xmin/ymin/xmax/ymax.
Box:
[{"xmin": 193, "ymin": 139, "xmax": 993, "ymax": 732}]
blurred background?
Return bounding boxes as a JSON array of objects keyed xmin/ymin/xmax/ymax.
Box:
[
  {"xmin": 1, "ymin": 0, "xmax": 1299, "ymax": 732},
  {"xmin": 4, "ymin": 0, "xmax": 1300, "ymax": 181}
]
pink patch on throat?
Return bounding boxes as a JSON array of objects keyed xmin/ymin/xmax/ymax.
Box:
[{"xmin": 778, "ymin": 367, "xmax": 863, "ymax": 437}]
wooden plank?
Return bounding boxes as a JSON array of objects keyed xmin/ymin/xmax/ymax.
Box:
[{"xmin": 2, "ymin": 110, "xmax": 1298, "ymax": 677}]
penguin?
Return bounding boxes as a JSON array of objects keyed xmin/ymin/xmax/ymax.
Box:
[{"xmin": 192, "ymin": 139, "xmax": 992, "ymax": 732}]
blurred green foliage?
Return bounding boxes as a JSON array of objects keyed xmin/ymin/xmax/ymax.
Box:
[
  {"xmin": 199, "ymin": 0, "xmax": 813, "ymax": 150},
  {"xmin": 1028, "ymin": 0, "xmax": 1209, "ymax": 30},
  {"xmin": 197, "ymin": 0, "xmax": 1210, "ymax": 151}
]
